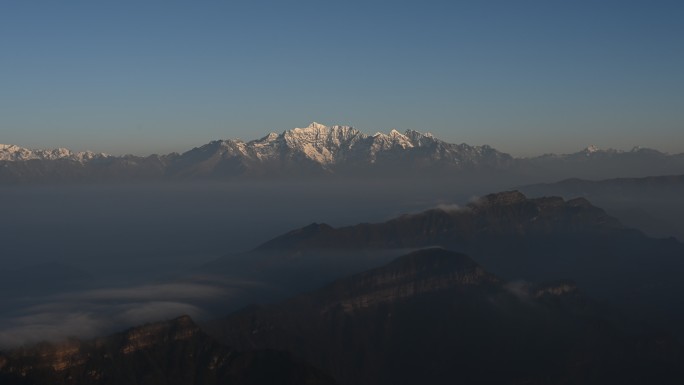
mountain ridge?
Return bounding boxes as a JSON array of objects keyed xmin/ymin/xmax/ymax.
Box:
[
  {"xmin": 204, "ymin": 191, "xmax": 684, "ymax": 340},
  {"xmin": 519, "ymin": 174, "xmax": 684, "ymax": 240},
  {"xmin": 0, "ymin": 143, "xmax": 109, "ymax": 162},
  {"xmin": 4, "ymin": 122, "xmax": 684, "ymax": 182},
  {"xmin": 210, "ymin": 248, "xmax": 684, "ymax": 385},
  {"xmin": 254, "ymin": 190, "xmax": 627, "ymax": 252},
  {"xmin": 0, "ymin": 315, "xmax": 336, "ymax": 385}
]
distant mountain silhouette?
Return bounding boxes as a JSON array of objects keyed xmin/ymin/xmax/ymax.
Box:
[
  {"xmin": 0, "ymin": 315, "xmax": 335, "ymax": 385},
  {"xmin": 256, "ymin": 190, "xmax": 625, "ymax": 251},
  {"xmin": 518, "ymin": 148, "xmax": 684, "ymax": 180},
  {"xmin": 520, "ymin": 174, "xmax": 684, "ymax": 239},
  {"xmin": 522, "ymin": 174, "xmax": 684, "ymax": 194},
  {"xmin": 209, "ymin": 248, "xmax": 684, "ymax": 385}
]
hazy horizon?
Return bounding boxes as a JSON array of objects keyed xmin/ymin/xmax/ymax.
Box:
[
  {"xmin": 3, "ymin": 120, "xmax": 684, "ymax": 159},
  {"xmin": 5, "ymin": 121, "xmax": 684, "ymax": 158},
  {"xmin": 3, "ymin": 1, "xmax": 684, "ymax": 157}
]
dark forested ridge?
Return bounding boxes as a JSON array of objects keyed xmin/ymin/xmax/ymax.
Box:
[
  {"xmin": 0, "ymin": 315, "xmax": 336, "ymax": 385},
  {"xmin": 207, "ymin": 191, "xmax": 684, "ymax": 338},
  {"xmin": 209, "ymin": 249, "xmax": 684, "ymax": 385}
]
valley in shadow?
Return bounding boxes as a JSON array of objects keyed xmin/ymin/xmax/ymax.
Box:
[{"xmin": 0, "ymin": 179, "xmax": 504, "ymax": 346}]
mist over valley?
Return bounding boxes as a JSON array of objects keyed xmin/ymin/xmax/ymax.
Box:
[{"xmin": 3, "ymin": 1, "xmax": 684, "ymax": 382}]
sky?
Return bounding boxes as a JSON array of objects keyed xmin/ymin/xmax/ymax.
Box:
[{"xmin": 1, "ymin": 0, "xmax": 683, "ymax": 157}]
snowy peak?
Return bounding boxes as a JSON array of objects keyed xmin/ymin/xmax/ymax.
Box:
[
  {"xmin": 0, "ymin": 123, "xmax": 518, "ymax": 181},
  {"xmin": 305, "ymin": 121, "xmax": 328, "ymax": 130},
  {"xmin": 260, "ymin": 132, "xmax": 280, "ymax": 142},
  {"xmin": 572, "ymin": 145, "xmax": 664, "ymax": 158},
  {"xmin": 0, "ymin": 143, "xmax": 108, "ymax": 162},
  {"xmin": 404, "ymin": 129, "xmax": 435, "ymax": 145},
  {"xmin": 2, "ymin": 122, "xmax": 680, "ymax": 183},
  {"xmin": 578, "ymin": 145, "xmax": 614, "ymax": 157},
  {"xmin": 281, "ymin": 123, "xmax": 365, "ymax": 165},
  {"xmin": 370, "ymin": 129, "xmax": 414, "ymax": 151},
  {"xmin": 285, "ymin": 123, "xmax": 362, "ymax": 143},
  {"xmin": 169, "ymin": 122, "xmax": 513, "ymax": 173},
  {"xmin": 388, "ymin": 129, "xmax": 412, "ymax": 145},
  {"xmin": 585, "ymin": 145, "xmax": 600, "ymax": 153}
]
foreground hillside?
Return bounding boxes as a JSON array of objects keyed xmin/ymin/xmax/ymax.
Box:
[
  {"xmin": 3, "ymin": 249, "xmax": 682, "ymax": 385},
  {"xmin": 0, "ymin": 315, "xmax": 335, "ymax": 385},
  {"xmin": 210, "ymin": 249, "xmax": 684, "ymax": 385}
]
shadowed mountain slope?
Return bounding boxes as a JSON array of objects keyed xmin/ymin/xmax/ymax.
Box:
[
  {"xmin": 210, "ymin": 249, "xmax": 684, "ymax": 385},
  {"xmin": 206, "ymin": 191, "xmax": 684, "ymax": 336},
  {"xmin": 520, "ymin": 174, "xmax": 684, "ymax": 240},
  {"xmin": 0, "ymin": 315, "xmax": 335, "ymax": 385}
]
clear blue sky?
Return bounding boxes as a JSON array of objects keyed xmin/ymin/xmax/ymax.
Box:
[{"xmin": 1, "ymin": 0, "xmax": 683, "ymax": 156}]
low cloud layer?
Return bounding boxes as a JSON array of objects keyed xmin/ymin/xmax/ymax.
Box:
[
  {"xmin": 0, "ymin": 281, "xmax": 238, "ymax": 348},
  {"xmin": 56, "ymin": 282, "xmax": 229, "ymax": 302}
]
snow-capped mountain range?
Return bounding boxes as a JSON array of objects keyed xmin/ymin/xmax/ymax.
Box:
[
  {"xmin": 166, "ymin": 122, "xmax": 511, "ymax": 177},
  {"xmin": 1, "ymin": 122, "xmax": 683, "ymax": 183},
  {"xmin": 1, "ymin": 122, "xmax": 503, "ymax": 167},
  {"xmin": 0, "ymin": 144, "xmax": 108, "ymax": 162}
]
